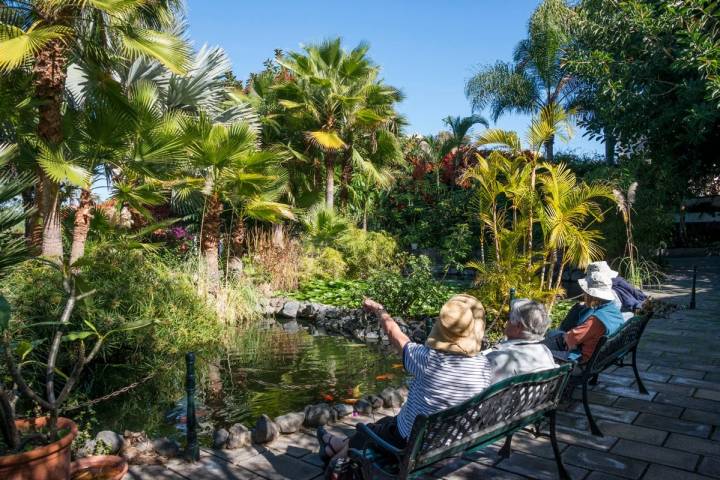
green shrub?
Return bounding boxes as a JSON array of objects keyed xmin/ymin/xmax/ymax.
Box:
[
  {"xmin": 440, "ymin": 223, "xmax": 472, "ymax": 272},
  {"xmin": 299, "ymin": 246, "xmax": 348, "ymax": 281},
  {"xmin": 336, "ymin": 229, "xmax": 399, "ymax": 278},
  {"xmin": 366, "ymin": 255, "xmax": 459, "ymax": 317}
]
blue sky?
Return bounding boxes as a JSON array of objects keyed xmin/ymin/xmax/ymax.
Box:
[{"xmin": 185, "ymin": 0, "xmax": 603, "ymax": 156}]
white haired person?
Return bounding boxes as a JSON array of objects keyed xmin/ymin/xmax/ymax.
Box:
[
  {"xmin": 485, "ymin": 299, "xmax": 558, "ymax": 384},
  {"xmin": 316, "ymin": 294, "xmax": 492, "ymax": 466},
  {"xmin": 545, "ymin": 270, "xmax": 625, "ymax": 363}
]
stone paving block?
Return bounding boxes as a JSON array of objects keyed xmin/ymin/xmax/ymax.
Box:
[
  {"xmin": 461, "ymin": 442, "xmax": 502, "ymax": 465},
  {"xmin": 236, "ymin": 450, "xmax": 323, "ymax": 480},
  {"xmin": 436, "ymin": 461, "xmax": 529, "ymax": 479},
  {"xmin": 682, "ymin": 407, "xmax": 720, "ymax": 426},
  {"xmin": 696, "ymin": 388, "xmax": 720, "ymax": 401},
  {"xmin": 592, "ymin": 384, "xmax": 657, "ymax": 401},
  {"xmin": 267, "ymin": 432, "xmax": 318, "ymax": 458},
  {"xmin": 654, "ymin": 392, "xmax": 720, "ymax": 413},
  {"xmin": 651, "ymin": 360, "xmax": 720, "ymax": 374},
  {"xmin": 586, "ymin": 472, "xmax": 630, "ymax": 480},
  {"xmin": 611, "ymin": 438, "xmax": 699, "ymax": 471},
  {"xmin": 613, "ymin": 397, "xmax": 683, "ymax": 418},
  {"xmin": 611, "ymin": 368, "xmax": 670, "ymax": 383},
  {"xmin": 557, "ymin": 411, "xmax": 590, "ymax": 430},
  {"xmin": 643, "ymin": 464, "xmax": 716, "ymax": 480},
  {"xmin": 649, "ymin": 365, "xmax": 706, "ymax": 380},
  {"xmin": 640, "ymin": 380, "xmax": 696, "ymax": 396},
  {"xmin": 634, "ymin": 412, "xmax": 712, "ymax": 438},
  {"xmin": 166, "ymin": 456, "xmax": 264, "ymax": 479},
  {"xmin": 699, "ymin": 456, "xmax": 720, "ymax": 478},
  {"xmin": 203, "ymin": 445, "xmax": 266, "ymax": 465},
  {"xmin": 705, "ymin": 372, "xmax": 720, "ymax": 382},
  {"xmin": 569, "ymin": 402, "xmax": 639, "ymax": 424},
  {"xmin": 571, "ymin": 388, "xmax": 620, "ymax": 406},
  {"xmin": 502, "ymin": 430, "xmax": 568, "ymax": 460},
  {"xmin": 124, "ymin": 465, "xmax": 187, "ymax": 480},
  {"xmin": 299, "ymin": 453, "xmax": 325, "ymax": 468},
  {"xmin": 563, "ymin": 446, "xmax": 647, "ymax": 479},
  {"xmin": 597, "ymin": 373, "xmax": 638, "ymax": 387},
  {"xmin": 595, "ymin": 420, "xmax": 667, "ymax": 445},
  {"xmin": 671, "ymin": 376, "xmax": 720, "ymax": 392},
  {"xmin": 556, "ymin": 424, "xmax": 618, "ymax": 452},
  {"xmin": 494, "ymin": 451, "xmax": 587, "ymax": 480},
  {"xmin": 665, "ymin": 433, "xmax": 720, "ymax": 457}
]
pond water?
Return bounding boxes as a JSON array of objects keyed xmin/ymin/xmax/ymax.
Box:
[{"xmin": 93, "ymin": 326, "xmax": 405, "ymax": 444}]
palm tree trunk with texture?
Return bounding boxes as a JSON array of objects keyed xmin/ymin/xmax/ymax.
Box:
[
  {"xmin": 325, "ymin": 155, "xmax": 335, "ymax": 209},
  {"xmin": 201, "ymin": 193, "xmax": 223, "ymax": 294},
  {"xmin": 228, "ymin": 216, "xmax": 246, "ymax": 276},
  {"xmin": 70, "ymin": 189, "xmax": 93, "ymax": 265}
]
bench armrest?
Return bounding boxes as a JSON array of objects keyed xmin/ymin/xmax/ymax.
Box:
[{"xmin": 356, "ymin": 422, "xmax": 405, "ymax": 458}]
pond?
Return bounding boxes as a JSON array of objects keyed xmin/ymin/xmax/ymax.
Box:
[{"xmin": 91, "ymin": 325, "xmax": 406, "ymax": 445}]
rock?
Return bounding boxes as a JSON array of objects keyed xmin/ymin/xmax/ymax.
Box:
[
  {"xmin": 274, "ymin": 412, "xmax": 305, "ymax": 434},
  {"xmin": 95, "ymin": 430, "xmax": 124, "ymax": 454},
  {"xmin": 367, "ymin": 395, "xmax": 384, "ymax": 410},
  {"xmin": 152, "ymin": 437, "xmax": 180, "ymax": 458},
  {"xmin": 365, "ymin": 331, "xmax": 380, "ymax": 343},
  {"xmin": 354, "ymin": 399, "xmax": 373, "ymax": 415},
  {"xmin": 77, "ymin": 439, "xmax": 96, "ymax": 458},
  {"xmin": 212, "ymin": 428, "xmax": 229, "ymax": 449},
  {"xmin": 226, "ymin": 423, "xmax": 252, "ymax": 449},
  {"xmin": 281, "ymin": 320, "xmax": 300, "ymax": 333},
  {"xmin": 252, "ymin": 415, "xmax": 279, "ymax": 444},
  {"xmin": 298, "ymin": 302, "xmax": 316, "ymax": 318},
  {"xmin": 304, "ymin": 403, "xmax": 337, "ymax": 427},
  {"xmin": 135, "ymin": 441, "xmax": 154, "ymax": 453},
  {"xmin": 279, "ymin": 301, "xmax": 300, "ymax": 318},
  {"xmin": 333, "ymin": 404, "xmax": 354, "ymax": 418},
  {"xmin": 380, "ymin": 388, "xmax": 404, "ymax": 408}
]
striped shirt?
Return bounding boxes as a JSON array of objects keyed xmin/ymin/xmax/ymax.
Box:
[{"xmin": 396, "ymin": 343, "xmax": 492, "ymax": 439}]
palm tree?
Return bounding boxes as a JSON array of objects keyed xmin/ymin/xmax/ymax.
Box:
[
  {"xmin": 179, "ymin": 114, "xmax": 293, "ymax": 292},
  {"xmin": 0, "ymin": 0, "xmax": 190, "ymax": 260},
  {"xmin": 439, "ymin": 114, "xmax": 488, "ymax": 173},
  {"xmin": 476, "ymin": 103, "xmax": 574, "ymax": 267},
  {"xmin": 538, "ymin": 162, "xmax": 613, "ymax": 291},
  {"xmin": 465, "ymin": 0, "xmax": 576, "ymax": 162}
]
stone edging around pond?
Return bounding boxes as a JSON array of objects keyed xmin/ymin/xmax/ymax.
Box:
[
  {"xmin": 262, "ymin": 297, "xmax": 433, "ymax": 344},
  {"xmin": 211, "ymin": 385, "xmax": 408, "ymax": 450}
]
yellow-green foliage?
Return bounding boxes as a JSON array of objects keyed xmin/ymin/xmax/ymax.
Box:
[
  {"xmin": 299, "ymin": 246, "xmax": 348, "ymax": 281},
  {"xmin": 337, "ymin": 229, "xmax": 399, "ymax": 278}
]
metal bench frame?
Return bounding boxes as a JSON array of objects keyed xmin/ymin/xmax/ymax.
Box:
[
  {"xmin": 349, "ymin": 364, "xmax": 573, "ymax": 480},
  {"xmin": 567, "ymin": 313, "xmax": 653, "ymax": 436}
]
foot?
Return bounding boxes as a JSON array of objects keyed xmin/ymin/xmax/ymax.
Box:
[{"xmin": 317, "ymin": 427, "xmax": 345, "ymax": 465}]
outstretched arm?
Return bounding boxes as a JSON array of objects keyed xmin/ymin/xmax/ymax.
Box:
[{"xmin": 362, "ymin": 298, "xmax": 410, "ymax": 354}]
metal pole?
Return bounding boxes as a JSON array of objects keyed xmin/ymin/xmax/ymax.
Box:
[
  {"xmin": 689, "ymin": 265, "xmax": 697, "ymax": 310},
  {"xmin": 185, "ymin": 352, "xmax": 199, "ymax": 462}
]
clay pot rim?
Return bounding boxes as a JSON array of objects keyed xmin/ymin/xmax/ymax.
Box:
[
  {"xmin": 0, "ymin": 417, "xmax": 78, "ymax": 467},
  {"xmin": 71, "ymin": 454, "xmax": 129, "ymax": 478}
]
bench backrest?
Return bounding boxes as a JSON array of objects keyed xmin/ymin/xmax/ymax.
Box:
[
  {"xmin": 402, "ymin": 363, "xmax": 572, "ymax": 474},
  {"xmin": 586, "ymin": 313, "xmax": 652, "ymax": 374}
]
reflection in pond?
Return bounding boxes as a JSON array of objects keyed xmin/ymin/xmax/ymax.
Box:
[{"xmin": 93, "ymin": 325, "xmax": 405, "ymax": 443}]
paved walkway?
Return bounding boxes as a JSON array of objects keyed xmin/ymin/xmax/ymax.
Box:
[{"xmin": 125, "ymin": 257, "xmax": 720, "ymax": 479}]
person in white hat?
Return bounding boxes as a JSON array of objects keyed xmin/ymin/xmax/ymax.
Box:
[
  {"xmin": 317, "ymin": 294, "xmax": 492, "ymax": 466},
  {"xmin": 545, "ymin": 269, "xmax": 625, "ymax": 362}
]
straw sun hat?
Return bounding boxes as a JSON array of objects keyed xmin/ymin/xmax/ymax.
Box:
[{"xmin": 426, "ymin": 294, "xmax": 485, "ymax": 356}]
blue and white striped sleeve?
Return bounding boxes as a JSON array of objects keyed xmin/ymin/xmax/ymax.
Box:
[{"xmin": 403, "ymin": 342, "xmax": 429, "ymax": 376}]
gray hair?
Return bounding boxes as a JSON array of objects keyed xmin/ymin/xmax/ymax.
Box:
[{"xmin": 509, "ymin": 299, "xmax": 551, "ymax": 341}]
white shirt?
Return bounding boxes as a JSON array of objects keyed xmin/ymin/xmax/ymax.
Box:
[{"xmin": 485, "ymin": 338, "xmax": 558, "ymax": 385}]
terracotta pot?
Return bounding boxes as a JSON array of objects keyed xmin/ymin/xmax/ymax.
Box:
[
  {"xmin": 70, "ymin": 455, "xmax": 128, "ymax": 480},
  {"xmin": 0, "ymin": 417, "xmax": 78, "ymax": 480}
]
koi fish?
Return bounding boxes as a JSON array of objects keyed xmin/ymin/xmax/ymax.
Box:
[
  {"xmin": 375, "ymin": 374, "xmax": 394, "ymax": 381},
  {"xmin": 392, "ymin": 363, "xmax": 404, "ymax": 369},
  {"xmin": 342, "ymin": 398, "xmax": 359, "ymax": 405}
]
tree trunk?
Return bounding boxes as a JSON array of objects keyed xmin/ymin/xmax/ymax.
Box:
[
  {"xmin": 527, "ymin": 164, "xmax": 537, "ymax": 269},
  {"xmin": 21, "ymin": 186, "xmax": 40, "ymax": 252},
  {"xmin": 201, "ymin": 193, "xmax": 223, "ymax": 294},
  {"xmin": 339, "ymin": 157, "xmax": 353, "ymax": 208},
  {"xmin": 605, "ymin": 130, "xmax": 616, "ymax": 166},
  {"xmin": 228, "ymin": 216, "xmax": 246, "ymax": 276},
  {"xmin": 546, "ymin": 248, "xmax": 558, "ymax": 290},
  {"xmin": 0, "ymin": 389, "xmax": 20, "ymax": 450},
  {"xmin": 544, "ymin": 135, "xmax": 554, "ymax": 163},
  {"xmin": 69, "ymin": 189, "xmax": 93, "ymax": 265},
  {"xmin": 34, "ymin": 38, "xmax": 68, "ymax": 261},
  {"xmin": 325, "ymin": 154, "xmax": 335, "ymax": 209}
]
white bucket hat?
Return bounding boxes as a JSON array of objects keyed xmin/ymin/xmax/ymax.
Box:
[
  {"xmin": 585, "ymin": 261, "xmax": 618, "ymax": 279},
  {"xmin": 578, "ymin": 271, "xmax": 616, "ymax": 301}
]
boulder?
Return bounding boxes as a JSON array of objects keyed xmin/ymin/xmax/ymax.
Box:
[
  {"xmin": 333, "ymin": 404, "xmax": 354, "ymax": 418},
  {"xmin": 367, "ymin": 395, "xmax": 384, "ymax": 410},
  {"xmin": 279, "ymin": 301, "xmax": 300, "ymax": 318},
  {"xmin": 212, "ymin": 428, "xmax": 229, "ymax": 449},
  {"xmin": 76, "ymin": 439, "xmax": 97, "ymax": 458},
  {"xmin": 152, "ymin": 437, "xmax": 180, "ymax": 458},
  {"xmin": 274, "ymin": 412, "xmax": 305, "ymax": 434},
  {"xmin": 252, "ymin": 415, "xmax": 279, "ymax": 444},
  {"xmin": 304, "ymin": 403, "xmax": 337, "ymax": 427},
  {"xmin": 226, "ymin": 423, "xmax": 252, "ymax": 449},
  {"xmin": 365, "ymin": 331, "xmax": 380, "ymax": 343},
  {"xmin": 95, "ymin": 430, "xmax": 124, "ymax": 454},
  {"xmin": 380, "ymin": 388, "xmax": 404, "ymax": 408},
  {"xmin": 298, "ymin": 302, "xmax": 317, "ymax": 319},
  {"xmin": 354, "ymin": 399, "xmax": 373, "ymax": 415},
  {"xmin": 281, "ymin": 320, "xmax": 300, "ymax": 334}
]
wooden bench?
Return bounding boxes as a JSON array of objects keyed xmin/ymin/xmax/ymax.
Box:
[
  {"xmin": 566, "ymin": 313, "xmax": 653, "ymax": 437},
  {"xmin": 348, "ymin": 364, "xmax": 573, "ymax": 479}
]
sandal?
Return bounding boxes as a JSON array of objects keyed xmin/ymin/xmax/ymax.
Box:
[{"xmin": 316, "ymin": 426, "xmax": 341, "ymax": 465}]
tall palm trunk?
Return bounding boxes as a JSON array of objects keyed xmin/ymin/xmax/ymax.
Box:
[
  {"xmin": 339, "ymin": 156, "xmax": 353, "ymax": 208},
  {"xmin": 546, "ymin": 248, "xmax": 558, "ymax": 290},
  {"xmin": 34, "ymin": 38, "xmax": 68, "ymax": 261},
  {"xmin": 544, "ymin": 135, "xmax": 554, "ymax": 163},
  {"xmin": 228, "ymin": 215, "xmax": 246, "ymax": 275},
  {"xmin": 325, "ymin": 154, "xmax": 335, "ymax": 209},
  {"xmin": 526, "ymin": 163, "xmax": 537, "ymax": 268},
  {"xmin": 69, "ymin": 189, "xmax": 93, "ymax": 265},
  {"xmin": 201, "ymin": 193, "xmax": 222, "ymax": 294}
]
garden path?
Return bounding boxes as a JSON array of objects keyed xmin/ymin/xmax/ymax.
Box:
[{"xmin": 124, "ymin": 257, "xmax": 720, "ymax": 480}]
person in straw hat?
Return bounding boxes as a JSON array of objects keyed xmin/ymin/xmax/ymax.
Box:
[
  {"xmin": 544, "ymin": 267, "xmax": 625, "ymax": 362},
  {"xmin": 316, "ymin": 294, "xmax": 492, "ymax": 467}
]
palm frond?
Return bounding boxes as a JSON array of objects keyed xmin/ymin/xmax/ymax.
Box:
[{"xmin": 0, "ymin": 22, "xmax": 71, "ymax": 72}]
